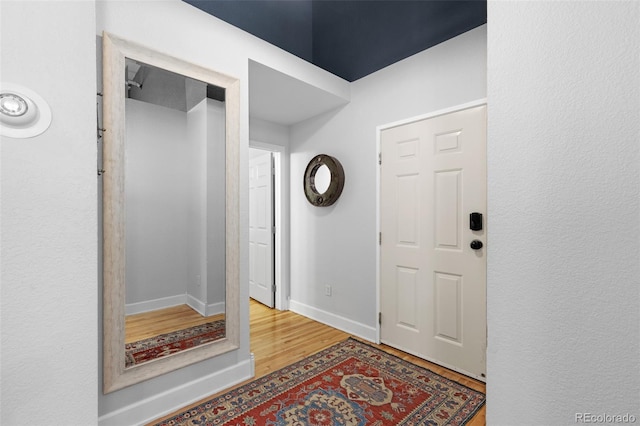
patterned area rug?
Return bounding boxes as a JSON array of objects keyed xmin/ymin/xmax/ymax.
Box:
[
  {"xmin": 154, "ymin": 338, "xmax": 485, "ymax": 425},
  {"xmin": 125, "ymin": 320, "xmax": 225, "ymax": 368}
]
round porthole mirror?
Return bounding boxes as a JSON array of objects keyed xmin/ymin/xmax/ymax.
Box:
[
  {"xmin": 314, "ymin": 164, "xmax": 331, "ymax": 194},
  {"xmin": 303, "ymin": 154, "xmax": 345, "ymax": 207}
]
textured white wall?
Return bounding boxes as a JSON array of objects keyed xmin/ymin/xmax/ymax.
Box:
[
  {"xmin": 487, "ymin": 2, "xmax": 640, "ymax": 424},
  {"xmin": 0, "ymin": 1, "xmax": 98, "ymax": 424},
  {"xmin": 288, "ymin": 26, "xmax": 487, "ymax": 334}
]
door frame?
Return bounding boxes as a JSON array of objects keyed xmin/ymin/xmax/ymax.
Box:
[
  {"xmin": 249, "ymin": 141, "xmax": 290, "ymax": 311},
  {"xmin": 375, "ymin": 98, "xmax": 487, "ymax": 344}
]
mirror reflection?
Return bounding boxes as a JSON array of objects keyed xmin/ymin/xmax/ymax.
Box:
[
  {"xmin": 314, "ymin": 164, "xmax": 331, "ymax": 194},
  {"xmin": 122, "ymin": 58, "xmax": 227, "ymax": 368}
]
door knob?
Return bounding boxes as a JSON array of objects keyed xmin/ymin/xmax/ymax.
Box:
[{"xmin": 470, "ymin": 240, "xmax": 483, "ymax": 250}]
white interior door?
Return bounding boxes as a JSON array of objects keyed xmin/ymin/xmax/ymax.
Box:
[
  {"xmin": 249, "ymin": 151, "xmax": 275, "ymax": 308},
  {"xmin": 380, "ymin": 105, "xmax": 487, "ymax": 380}
]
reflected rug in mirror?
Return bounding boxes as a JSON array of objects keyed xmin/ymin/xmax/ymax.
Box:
[
  {"xmin": 153, "ymin": 338, "xmax": 485, "ymax": 425},
  {"xmin": 125, "ymin": 320, "xmax": 226, "ymax": 368}
]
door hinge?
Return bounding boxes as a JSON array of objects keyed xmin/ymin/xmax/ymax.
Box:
[
  {"xmin": 378, "ymin": 312, "xmax": 382, "ymax": 325},
  {"xmin": 379, "ymin": 232, "xmax": 382, "ymax": 245},
  {"xmin": 96, "ymin": 93, "xmax": 106, "ymax": 139},
  {"xmin": 378, "ymin": 152, "xmax": 382, "ymax": 165},
  {"xmin": 272, "ymin": 226, "xmax": 276, "ymax": 234},
  {"xmin": 272, "ymin": 284, "xmax": 277, "ymax": 293},
  {"xmin": 96, "ymin": 93, "xmax": 106, "ymax": 176}
]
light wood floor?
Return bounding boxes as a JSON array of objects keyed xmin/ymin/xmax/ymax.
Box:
[
  {"xmin": 150, "ymin": 299, "xmax": 486, "ymax": 425},
  {"xmin": 125, "ymin": 305, "xmax": 224, "ymax": 344}
]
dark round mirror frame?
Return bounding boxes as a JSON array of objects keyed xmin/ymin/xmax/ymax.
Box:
[{"xmin": 303, "ymin": 154, "xmax": 345, "ymax": 207}]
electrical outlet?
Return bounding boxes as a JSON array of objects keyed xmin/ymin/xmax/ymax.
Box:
[{"xmin": 325, "ymin": 285, "xmax": 332, "ymax": 296}]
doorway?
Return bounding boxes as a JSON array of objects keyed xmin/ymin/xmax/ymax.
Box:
[
  {"xmin": 249, "ymin": 145, "xmax": 289, "ymax": 310},
  {"xmin": 249, "ymin": 149, "xmax": 274, "ymax": 307},
  {"xmin": 377, "ymin": 101, "xmax": 487, "ymax": 381}
]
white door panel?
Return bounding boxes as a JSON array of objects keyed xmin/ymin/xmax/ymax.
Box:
[
  {"xmin": 249, "ymin": 151, "xmax": 274, "ymax": 308},
  {"xmin": 380, "ymin": 105, "xmax": 487, "ymax": 379}
]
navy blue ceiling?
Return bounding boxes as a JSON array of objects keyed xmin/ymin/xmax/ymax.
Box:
[{"xmin": 183, "ymin": 0, "xmax": 486, "ymax": 82}]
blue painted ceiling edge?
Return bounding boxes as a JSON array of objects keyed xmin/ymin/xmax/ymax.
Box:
[{"xmin": 183, "ymin": 0, "xmax": 487, "ymax": 82}]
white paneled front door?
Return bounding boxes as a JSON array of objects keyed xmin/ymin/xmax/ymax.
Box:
[
  {"xmin": 249, "ymin": 151, "xmax": 275, "ymax": 308},
  {"xmin": 380, "ymin": 105, "xmax": 487, "ymax": 380}
]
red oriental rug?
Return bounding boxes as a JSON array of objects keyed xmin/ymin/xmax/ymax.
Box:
[
  {"xmin": 125, "ymin": 320, "xmax": 225, "ymax": 368},
  {"xmin": 154, "ymin": 338, "xmax": 485, "ymax": 425}
]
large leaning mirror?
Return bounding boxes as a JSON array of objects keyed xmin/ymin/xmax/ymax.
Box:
[{"xmin": 102, "ymin": 32, "xmax": 240, "ymax": 393}]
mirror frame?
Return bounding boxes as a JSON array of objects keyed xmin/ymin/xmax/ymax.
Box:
[
  {"xmin": 303, "ymin": 154, "xmax": 345, "ymax": 207},
  {"xmin": 102, "ymin": 32, "xmax": 240, "ymax": 393}
]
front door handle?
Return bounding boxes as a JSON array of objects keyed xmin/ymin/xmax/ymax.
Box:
[{"xmin": 470, "ymin": 240, "xmax": 483, "ymax": 250}]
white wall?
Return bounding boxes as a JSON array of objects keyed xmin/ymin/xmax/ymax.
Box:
[
  {"xmin": 0, "ymin": 1, "xmax": 98, "ymax": 424},
  {"xmin": 487, "ymin": 2, "xmax": 639, "ymax": 424},
  {"xmin": 187, "ymin": 98, "xmax": 209, "ymax": 306},
  {"xmin": 206, "ymin": 99, "xmax": 227, "ymax": 311},
  {"xmin": 288, "ymin": 25, "xmax": 487, "ymax": 339},
  {"xmin": 250, "ymin": 117, "xmax": 291, "ymax": 148},
  {"xmin": 125, "ymin": 99, "xmax": 190, "ymax": 304}
]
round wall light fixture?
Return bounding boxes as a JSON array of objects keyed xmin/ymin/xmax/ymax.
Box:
[{"xmin": 0, "ymin": 82, "xmax": 52, "ymax": 138}]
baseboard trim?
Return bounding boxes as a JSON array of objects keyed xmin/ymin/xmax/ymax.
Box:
[
  {"xmin": 206, "ymin": 301, "xmax": 225, "ymax": 317},
  {"xmin": 98, "ymin": 357, "xmax": 254, "ymax": 426},
  {"xmin": 186, "ymin": 294, "xmax": 206, "ymax": 316},
  {"xmin": 125, "ymin": 294, "xmax": 187, "ymax": 316},
  {"xmin": 289, "ymin": 300, "xmax": 376, "ymax": 342},
  {"xmin": 125, "ymin": 295, "xmax": 224, "ymax": 318}
]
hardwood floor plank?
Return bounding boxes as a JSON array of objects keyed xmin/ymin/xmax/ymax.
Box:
[
  {"xmin": 149, "ymin": 300, "xmax": 486, "ymax": 425},
  {"xmin": 125, "ymin": 305, "xmax": 224, "ymax": 343}
]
